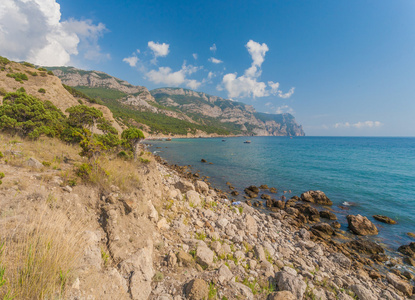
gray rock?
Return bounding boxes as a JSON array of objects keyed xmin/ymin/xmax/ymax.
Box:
[
  {"xmin": 196, "ymin": 246, "xmax": 214, "ymax": 268},
  {"xmin": 25, "ymin": 157, "xmax": 43, "ymax": 169},
  {"xmin": 254, "ymin": 245, "xmax": 266, "ymax": 262},
  {"xmin": 195, "ymin": 180, "xmax": 209, "ymax": 195},
  {"xmin": 175, "ymin": 180, "xmax": 195, "ymax": 193},
  {"xmin": 267, "ymin": 291, "xmax": 296, "ymax": 300},
  {"xmin": 230, "ymin": 281, "xmax": 254, "ymax": 299},
  {"xmin": 275, "ymin": 271, "xmax": 306, "ymax": 299},
  {"xmin": 245, "ymin": 214, "xmax": 258, "ymax": 235},
  {"xmin": 386, "ymin": 272, "xmax": 413, "ymax": 296},
  {"xmin": 350, "ymin": 284, "xmax": 376, "ymax": 300},
  {"xmin": 185, "ymin": 279, "xmax": 209, "ymax": 300},
  {"xmin": 217, "ymin": 264, "xmax": 233, "ymax": 284},
  {"xmin": 186, "ymin": 190, "xmax": 202, "ymax": 207},
  {"xmin": 346, "ymin": 214, "xmax": 378, "ymax": 235},
  {"xmin": 337, "ymin": 293, "xmax": 354, "ymax": 300},
  {"xmin": 216, "ymin": 218, "xmax": 229, "ymax": 230},
  {"xmin": 234, "ymin": 251, "xmax": 245, "ymax": 261},
  {"xmin": 210, "ymin": 241, "xmax": 221, "ymax": 253},
  {"xmin": 167, "ymin": 250, "xmax": 177, "ymax": 267},
  {"xmin": 329, "ymin": 253, "xmax": 352, "ymax": 269}
]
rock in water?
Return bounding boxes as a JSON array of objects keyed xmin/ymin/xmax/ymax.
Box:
[
  {"xmin": 373, "ymin": 215, "xmax": 397, "ymax": 224},
  {"xmin": 398, "ymin": 242, "xmax": 415, "ymax": 258},
  {"xmin": 300, "ymin": 190, "xmax": 333, "ymax": 206},
  {"xmin": 346, "ymin": 214, "xmax": 378, "ymax": 235},
  {"xmin": 345, "ymin": 239, "xmax": 384, "ymax": 254}
]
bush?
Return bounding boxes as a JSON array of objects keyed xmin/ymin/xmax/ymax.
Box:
[
  {"xmin": 26, "ymin": 71, "xmax": 38, "ymax": 76},
  {"xmin": 66, "ymin": 105, "xmax": 103, "ymax": 128},
  {"xmin": 0, "ymin": 88, "xmax": 6, "ymax": 96},
  {"xmin": 22, "ymin": 62, "xmax": 35, "ymax": 68},
  {"xmin": 47, "ymin": 70, "xmax": 54, "ymax": 75},
  {"xmin": 76, "ymin": 163, "xmax": 92, "ymax": 180},
  {"xmin": 0, "ymin": 56, "xmax": 10, "ymax": 66},
  {"xmin": 38, "ymin": 88, "xmax": 46, "ymax": 94},
  {"xmin": 17, "ymin": 87, "xmax": 25, "ymax": 93},
  {"xmin": 6, "ymin": 72, "xmax": 28, "ymax": 82},
  {"xmin": 37, "ymin": 67, "xmax": 47, "ymax": 71},
  {"xmin": 0, "ymin": 172, "xmax": 4, "ymax": 185},
  {"xmin": 63, "ymin": 85, "xmax": 102, "ymax": 104}
]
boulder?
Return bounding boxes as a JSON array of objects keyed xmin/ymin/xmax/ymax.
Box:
[
  {"xmin": 320, "ymin": 210, "xmax": 337, "ymax": 220},
  {"xmin": 345, "ymin": 239, "xmax": 384, "ymax": 255},
  {"xmin": 300, "ymin": 190, "xmax": 333, "ymax": 206},
  {"xmin": 245, "ymin": 214, "xmax": 258, "ymax": 235},
  {"xmin": 195, "ymin": 180, "xmax": 209, "ymax": 195},
  {"xmin": 350, "ymin": 284, "xmax": 376, "ymax": 300},
  {"xmin": 244, "ymin": 188, "xmax": 258, "ymax": 198},
  {"xmin": 185, "ymin": 279, "xmax": 209, "ymax": 300},
  {"xmin": 217, "ymin": 264, "xmax": 233, "ymax": 284},
  {"xmin": 196, "ymin": 246, "xmax": 214, "ymax": 268},
  {"xmin": 201, "ymin": 159, "xmax": 207, "ymax": 163},
  {"xmin": 186, "ymin": 190, "xmax": 202, "ymax": 206},
  {"xmin": 373, "ymin": 215, "xmax": 396, "ymax": 224},
  {"xmin": 261, "ymin": 194, "xmax": 272, "ymax": 200},
  {"xmin": 275, "ymin": 271, "xmax": 307, "ymax": 299},
  {"xmin": 254, "ymin": 245, "xmax": 266, "ymax": 262},
  {"xmin": 246, "ymin": 185, "xmax": 260, "ymax": 193},
  {"xmin": 25, "ymin": 157, "xmax": 43, "ymax": 169},
  {"xmin": 346, "ymin": 214, "xmax": 378, "ymax": 235},
  {"xmin": 231, "ymin": 190, "xmax": 239, "ymax": 196},
  {"xmin": 398, "ymin": 242, "xmax": 415, "ymax": 258},
  {"xmin": 230, "ymin": 281, "xmax": 254, "ymax": 299},
  {"xmin": 386, "ymin": 272, "xmax": 413, "ymax": 296},
  {"xmin": 269, "ymin": 187, "xmax": 277, "ymax": 193},
  {"xmin": 267, "ymin": 291, "xmax": 296, "ymax": 300},
  {"xmin": 311, "ymin": 223, "xmax": 335, "ymax": 239},
  {"xmin": 407, "ymin": 232, "xmax": 415, "ymax": 238},
  {"xmin": 177, "ymin": 251, "xmax": 195, "ymax": 267},
  {"xmin": 175, "ymin": 180, "xmax": 195, "ymax": 193}
]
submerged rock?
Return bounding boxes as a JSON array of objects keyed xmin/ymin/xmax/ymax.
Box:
[
  {"xmin": 320, "ymin": 210, "xmax": 337, "ymax": 220},
  {"xmin": 301, "ymin": 190, "xmax": 333, "ymax": 205},
  {"xmin": 345, "ymin": 239, "xmax": 384, "ymax": 255},
  {"xmin": 373, "ymin": 215, "xmax": 397, "ymax": 224},
  {"xmin": 346, "ymin": 214, "xmax": 378, "ymax": 235}
]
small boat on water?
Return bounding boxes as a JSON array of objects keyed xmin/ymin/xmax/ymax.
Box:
[
  {"xmin": 222, "ymin": 139, "xmax": 226, "ymax": 142},
  {"xmin": 244, "ymin": 140, "xmax": 251, "ymax": 144}
]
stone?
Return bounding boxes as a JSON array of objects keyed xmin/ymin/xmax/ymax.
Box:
[
  {"xmin": 403, "ymin": 256, "xmax": 415, "ymax": 266},
  {"xmin": 320, "ymin": 210, "xmax": 337, "ymax": 220},
  {"xmin": 254, "ymin": 245, "xmax": 266, "ymax": 262},
  {"xmin": 25, "ymin": 157, "xmax": 43, "ymax": 169},
  {"xmin": 119, "ymin": 241, "xmax": 154, "ymax": 300},
  {"xmin": 373, "ymin": 215, "xmax": 396, "ymax": 224},
  {"xmin": 175, "ymin": 180, "xmax": 195, "ymax": 193},
  {"xmin": 195, "ymin": 180, "xmax": 209, "ymax": 195},
  {"xmin": 346, "ymin": 239, "xmax": 384, "ymax": 255},
  {"xmin": 62, "ymin": 185, "xmax": 72, "ymax": 193},
  {"xmin": 267, "ymin": 291, "xmax": 296, "ymax": 300},
  {"xmin": 210, "ymin": 241, "xmax": 221, "ymax": 253},
  {"xmin": 331, "ymin": 221, "xmax": 341, "ymax": 229},
  {"xmin": 386, "ymin": 272, "xmax": 413, "ymax": 296},
  {"xmin": 157, "ymin": 218, "xmax": 170, "ymax": 230},
  {"xmin": 230, "ymin": 281, "xmax": 254, "ymax": 299},
  {"xmin": 148, "ymin": 202, "xmax": 159, "ymax": 222},
  {"xmin": 350, "ymin": 284, "xmax": 376, "ymax": 300},
  {"xmin": 234, "ymin": 251, "xmax": 245, "ymax": 261},
  {"xmin": 368, "ymin": 270, "xmax": 381, "ymax": 280},
  {"xmin": 407, "ymin": 232, "xmax": 415, "ymax": 239},
  {"xmin": 398, "ymin": 242, "xmax": 415, "ymax": 258},
  {"xmin": 177, "ymin": 251, "xmax": 194, "ymax": 267},
  {"xmin": 346, "ymin": 214, "xmax": 378, "ymax": 235},
  {"xmin": 329, "ymin": 253, "xmax": 351, "ymax": 269},
  {"xmin": 300, "ymin": 190, "xmax": 333, "ymax": 206},
  {"xmin": 216, "ymin": 218, "xmax": 229, "ymax": 230},
  {"xmin": 167, "ymin": 250, "xmax": 177, "ymax": 267},
  {"xmin": 185, "ymin": 279, "xmax": 209, "ymax": 300},
  {"xmin": 196, "ymin": 247, "xmax": 214, "ymax": 268},
  {"xmin": 261, "ymin": 194, "xmax": 272, "ymax": 200},
  {"xmin": 311, "ymin": 223, "xmax": 335, "ymax": 239},
  {"xmin": 231, "ymin": 190, "xmax": 239, "ymax": 196},
  {"xmin": 186, "ymin": 190, "xmax": 202, "ymax": 206},
  {"xmin": 217, "ymin": 264, "xmax": 233, "ymax": 284},
  {"xmin": 269, "ymin": 187, "xmax": 277, "ymax": 193},
  {"xmin": 245, "ymin": 214, "xmax": 258, "ymax": 235},
  {"xmin": 275, "ymin": 271, "xmax": 307, "ymax": 299}
]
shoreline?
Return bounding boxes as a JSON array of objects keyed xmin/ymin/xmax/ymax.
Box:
[{"xmin": 147, "ymin": 143, "xmax": 415, "ymax": 299}]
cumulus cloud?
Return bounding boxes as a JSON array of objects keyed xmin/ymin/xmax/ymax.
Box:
[
  {"xmin": 0, "ymin": 0, "xmax": 108, "ymax": 66},
  {"xmin": 210, "ymin": 43, "xmax": 217, "ymax": 52},
  {"xmin": 123, "ymin": 55, "xmax": 138, "ymax": 67},
  {"xmin": 148, "ymin": 41, "xmax": 169, "ymax": 63},
  {"xmin": 219, "ymin": 40, "xmax": 294, "ymax": 99},
  {"xmin": 334, "ymin": 121, "xmax": 382, "ymax": 129},
  {"xmin": 193, "ymin": 53, "xmax": 198, "ymax": 60},
  {"xmin": 146, "ymin": 62, "xmax": 201, "ymax": 89},
  {"xmin": 209, "ymin": 57, "xmax": 223, "ymax": 64}
]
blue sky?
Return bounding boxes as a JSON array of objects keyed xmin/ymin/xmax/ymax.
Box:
[{"xmin": 1, "ymin": 0, "xmax": 415, "ymax": 136}]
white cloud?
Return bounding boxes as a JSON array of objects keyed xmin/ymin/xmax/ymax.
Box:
[
  {"xmin": 207, "ymin": 71, "xmax": 215, "ymax": 79},
  {"xmin": 210, "ymin": 43, "xmax": 217, "ymax": 52},
  {"xmin": 193, "ymin": 53, "xmax": 198, "ymax": 60},
  {"xmin": 275, "ymin": 105, "xmax": 294, "ymax": 114},
  {"xmin": 334, "ymin": 121, "xmax": 382, "ymax": 129},
  {"xmin": 146, "ymin": 62, "xmax": 201, "ymax": 89},
  {"xmin": 148, "ymin": 41, "xmax": 169, "ymax": 58},
  {"xmin": 0, "ymin": 0, "xmax": 108, "ymax": 66},
  {"xmin": 123, "ymin": 55, "xmax": 138, "ymax": 67},
  {"xmin": 209, "ymin": 57, "xmax": 223, "ymax": 64},
  {"xmin": 219, "ymin": 40, "xmax": 294, "ymax": 99}
]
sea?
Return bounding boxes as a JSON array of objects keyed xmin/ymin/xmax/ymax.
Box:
[{"xmin": 149, "ymin": 136, "xmax": 415, "ymax": 250}]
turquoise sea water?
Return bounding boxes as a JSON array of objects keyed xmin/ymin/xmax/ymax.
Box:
[{"xmin": 149, "ymin": 136, "xmax": 415, "ymax": 249}]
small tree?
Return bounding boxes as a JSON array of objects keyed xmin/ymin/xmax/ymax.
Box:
[{"xmin": 121, "ymin": 128, "xmax": 145, "ymax": 159}]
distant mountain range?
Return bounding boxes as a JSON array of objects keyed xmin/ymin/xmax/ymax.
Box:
[{"xmin": 48, "ymin": 67, "xmax": 305, "ymax": 137}]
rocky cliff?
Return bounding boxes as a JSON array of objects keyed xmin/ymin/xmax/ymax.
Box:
[{"xmin": 50, "ymin": 68, "xmax": 305, "ymax": 137}]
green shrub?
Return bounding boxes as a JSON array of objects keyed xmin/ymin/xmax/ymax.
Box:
[
  {"xmin": 38, "ymin": 88, "xmax": 46, "ymax": 94},
  {"xmin": 63, "ymin": 85, "xmax": 102, "ymax": 104},
  {"xmin": 37, "ymin": 67, "xmax": 47, "ymax": 71},
  {"xmin": 0, "ymin": 151, "xmax": 3, "ymax": 158},
  {"xmin": 26, "ymin": 71, "xmax": 38, "ymax": 76},
  {"xmin": 76, "ymin": 163, "xmax": 92, "ymax": 180},
  {"xmin": 22, "ymin": 62, "xmax": 35, "ymax": 68},
  {"xmin": 117, "ymin": 150, "xmax": 132, "ymax": 160},
  {"xmin": 42, "ymin": 161, "xmax": 51, "ymax": 167},
  {"xmin": 0, "ymin": 88, "xmax": 7, "ymax": 96},
  {"xmin": 66, "ymin": 105, "xmax": 103, "ymax": 128},
  {"xmin": 47, "ymin": 70, "xmax": 54, "ymax": 75},
  {"xmin": 121, "ymin": 128, "xmax": 145, "ymax": 159},
  {"xmin": 0, "ymin": 172, "xmax": 4, "ymax": 185},
  {"xmin": 0, "ymin": 56, "xmax": 10, "ymax": 66},
  {"xmin": 17, "ymin": 87, "xmax": 26, "ymax": 93},
  {"xmin": 6, "ymin": 72, "xmax": 28, "ymax": 82}
]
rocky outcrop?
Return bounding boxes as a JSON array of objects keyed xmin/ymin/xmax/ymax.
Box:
[
  {"xmin": 301, "ymin": 190, "xmax": 333, "ymax": 205},
  {"xmin": 346, "ymin": 214, "xmax": 378, "ymax": 235},
  {"xmin": 373, "ymin": 215, "xmax": 397, "ymax": 224}
]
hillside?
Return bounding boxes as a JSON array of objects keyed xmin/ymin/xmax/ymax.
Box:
[{"xmin": 48, "ymin": 67, "xmax": 305, "ymax": 137}]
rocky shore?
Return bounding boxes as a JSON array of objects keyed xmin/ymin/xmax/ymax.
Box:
[{"xmin": 148, "ymin": 156, "xmax": 415, "ymax": 299}]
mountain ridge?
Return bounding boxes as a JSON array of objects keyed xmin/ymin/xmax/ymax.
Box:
[{"xmin": 48, "ymin": 67, "xmax": 305, "ymax": 137}]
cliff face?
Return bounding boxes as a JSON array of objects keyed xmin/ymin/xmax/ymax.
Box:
[
  {"xmin": 151, "ymin": 88, "xmax": 305, "ymax": 136},
  {"xmin": 50, "ymin": 67, "xmax": 305, "ymax": 137}
]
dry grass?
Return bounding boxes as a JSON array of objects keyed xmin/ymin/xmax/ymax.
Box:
[{"xmin": 0, "ymin": 205, "xmax": 85, "ymax": 299}]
